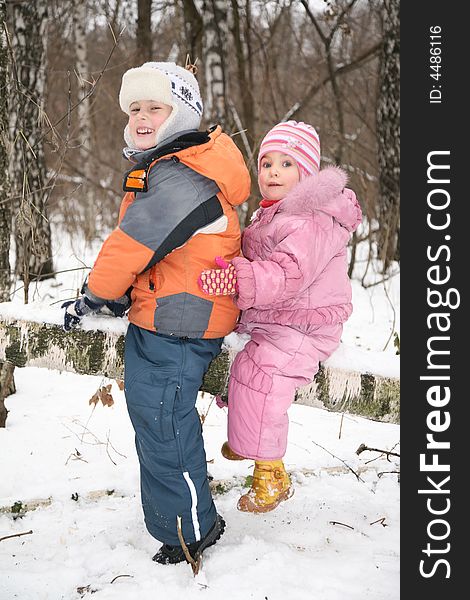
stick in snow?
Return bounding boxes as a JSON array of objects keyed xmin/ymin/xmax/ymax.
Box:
[
  {"xmin": 0, "ymin": 529, "xmax": 33, "ymax": 542},
  {"xmin": 176, "ymin": 515, "xmax": 201, "ymax": 576},
  {"xmin": 356, "ymin": 443, "xmax": 400, "ymax": 459},
  {"xmin": 329, "ymin": 521, "xmax": 354, "ymax": 530}
]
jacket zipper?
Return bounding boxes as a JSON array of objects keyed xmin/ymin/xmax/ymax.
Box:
[{"xmin": 149, "ymin": 266, "xmax": 156, "ymax": 291}]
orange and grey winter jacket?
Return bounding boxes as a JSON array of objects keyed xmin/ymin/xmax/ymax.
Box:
[{"xmin": 87, "ymin": 126, "xmax": 251, "ymax": 338}]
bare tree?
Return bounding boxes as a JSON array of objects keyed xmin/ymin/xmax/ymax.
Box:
[
  {"xmin": 5, "ymin": 0, "xmax": 393, "ymax": 285},
  {"xmin": 300, "ymin": 0, "xmax": 359, "ymax": 164},
  {"xmin": 376, "ymin": 0, "xmax": 399, "ymax": 271},
  {"xmin": 72, "ymin": 0, "xmax": 97, "ymax": 242},
  {"xmin": 203, "ymin": 0, "xmax": 228, "ymax": 126},
  {"xmin": 8, "ymin": 0, "xmax": 53, "ymax": 298},
  {"xmin": 137, "ymin": 0, "xmax": 152, "ymax": 61},
  {"xmin": 181, "ymin": 0, "xmax": 203, "ymax": 65},
  {"xmin": 229, "ymin": 0, "xmax": 259, "ymax": 224},
  {"xmin": 0, "ymin": 6, "xmax": 11, "ymax": 300}
]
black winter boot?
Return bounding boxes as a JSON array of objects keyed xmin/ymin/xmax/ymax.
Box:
[{"xmin": 152, "ymin": 514, "xmax": 225, "ymax": 565}]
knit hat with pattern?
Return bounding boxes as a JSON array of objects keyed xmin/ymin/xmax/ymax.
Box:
[
  {"xmin": 119, "ymin": 61, "xmax": 203, "ymax": 147},
  {"xmin": 258, "ymin": 120, "xmax": 321, "ymax": 178}
]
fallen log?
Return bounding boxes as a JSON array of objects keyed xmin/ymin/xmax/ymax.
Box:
[
  {"xmin": 0, "ymin": 360, "xmax": 16, "ymax": 427},
  {"xmin": 0, "ymin": 316, "xmax": 400, "ymax": 423}
]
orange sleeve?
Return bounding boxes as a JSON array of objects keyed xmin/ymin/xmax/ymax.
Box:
[{"xmin": 87, "ymin": 227, "xmax": 154, "ymax": 300}]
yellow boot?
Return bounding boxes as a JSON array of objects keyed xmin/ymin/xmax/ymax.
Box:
[{"xmin": 237, "ymin": 460, "xmax": 293, "ymax": 513}]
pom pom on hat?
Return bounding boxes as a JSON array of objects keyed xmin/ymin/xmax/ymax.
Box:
[
  {"xmin": 119, "ymin": 61, "xmax": 203, "ymax": 147},
  {"xmin": 258, "ymin": 120, "xmax": 321, "ymax": 178}
]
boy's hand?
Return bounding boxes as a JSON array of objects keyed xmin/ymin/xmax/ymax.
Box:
[
  {"xmin": 62, "ymin": 287, "xmax": 132, "ymax": 331},
  {"xmin": 62, "ymin": 279, "xmax": 105, "ymax": 332},
  {"xmin": 61, "ymin": 295, "xmax": 104, "ymax": 331},
  {"xmin": 198, "ymin": 256, "xmax": 238, "ymax": 296},
  {"xmin": 103, "ymin": 290, "xmax": 132, "ymax": 318}
]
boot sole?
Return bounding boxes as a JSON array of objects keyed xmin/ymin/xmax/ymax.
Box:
[
  {"xmin": 193, "ymin": 513, "xmax": 226, "ymax": 559},
  {"xmin": 237, "ymin": 486, "xmax": 294, "ymax": 513}
]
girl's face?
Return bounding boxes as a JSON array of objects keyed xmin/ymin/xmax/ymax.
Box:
[
  {"xmin": 258, "ymin": 152, "xmax": 300, "ymax": 201},
  {"xmin": 128, "ymin": 100, "xmax": 173, "ymax": 150}
]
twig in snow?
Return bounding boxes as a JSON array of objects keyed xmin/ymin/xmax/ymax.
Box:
[
  {"xmin": 176, "ymin": 515, "xmax": 201, "ymax": 576},
  {"xmin": 338, "ymin": 413, "xmax": 344, "ymax": 439},
  {"xmin": 0, "ymin": 529, "xmax": 33, "ymax": 542},
  {"xmin": 311, "ymin": 440, "xmax": 365, "ymax": 483},
  {"xmin": 106, "ymin": 431, "xmax": 127, "ymax": 460},
  {"xmin": 356, "ymin": 443, "xmax": 400, "ymax": 460},
  {"xmin": 199, "ymin": 395, "xmax": 215, "ymax": 425},
  {"xmin": 370, "ymin": 517, "xmax": 388, "ymax": 527},
  {"xmin": 62, "ymin": 417, "xmax": 126, "ymax": 466},
  {"xmin": 378, "ymin": 470, "xmax": 400, "ymax": 479},
  {"xmin": 381, "ymin": 279, "xmax": 398, "ymax": 351},
  {"xmin": 65, "ymin": 449, "xmax": 88, "ymax": 465},
  {"xmin": 329, "ymin": 521, "xmax": 354, "ymax": 530},
  {"xmin": 110, "ymin": 574, "xmax": 134, "ymax": 584}
]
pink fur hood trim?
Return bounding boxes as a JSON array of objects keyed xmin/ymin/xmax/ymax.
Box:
[{"xmin": 273, "ymin": 165, "xmax": 362, "ymax": 232}]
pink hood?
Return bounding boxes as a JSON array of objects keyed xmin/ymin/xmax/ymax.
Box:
[
  {"xmin": 274, "ymin": 165, "xmax": 362, "ymax": 232},
  {"xmin": 232, "ymin": 166, "xmax": 362, "ymax": 333}
]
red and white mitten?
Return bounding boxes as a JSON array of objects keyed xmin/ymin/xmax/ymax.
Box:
[{"xmin": 198, "ymin": 256, "xmax": 238, "ymax": 296}]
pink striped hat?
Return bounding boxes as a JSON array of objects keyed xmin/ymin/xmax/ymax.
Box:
[{"xmin": 258, "ymin": 120, "xmax": 321, "ymax": 178}]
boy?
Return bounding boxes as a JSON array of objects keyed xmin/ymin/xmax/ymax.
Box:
[{"xmin": 63, "ymin": 62, "xmax": 251, "ymax": 564}]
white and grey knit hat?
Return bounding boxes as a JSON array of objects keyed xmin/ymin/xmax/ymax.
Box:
[{"xmin": 119, "ymin": 61, "xmax": 203, "ymax": 148}]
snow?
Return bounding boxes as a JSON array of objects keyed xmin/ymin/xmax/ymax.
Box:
[
  {"xmin": 0, "ymin": 367, "xmax": 399, "ymax": 600},
  {"xmin": 0, "ymin": 221, "xmax": 400, "ymax": 598}
]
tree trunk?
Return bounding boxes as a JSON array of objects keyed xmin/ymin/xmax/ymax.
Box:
[
  {"xmin": 137, "ymin": 0, "xmax": 152, "ymax": 62},
  {"xmin": 202, "ymin": 0, "xmax": 228, "ymax": 127},
  {"xmin": 181, "ymin": 0, "xmax": 203, "ymax": 69},
  {"xmin": 9, "ymin": 0, "xmax": 53, "ymax": 291},
  {"xmin": 376, "ymin": 0, "xmax": 400, "ymax": 272},
  {"xmin": 0, "ymin": 360, "xmax": 15, "ymax": 427},
  {"xmin": 0, "ymin": 9, "xmax": 12, "ymax": 301},
  {"xmin": 230, "ymin": 0, "xmax": 258, "ymax": 226},
  {"xmin": 72, "ymin": 0, "xmax": 96, "ymax": 242},
  {"xmin": 0, "ymin": 315, "xmax": 400, "ymax": 423}
]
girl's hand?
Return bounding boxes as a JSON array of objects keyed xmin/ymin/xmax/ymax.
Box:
[{"xmin": 198, "ymin": 257, "xmax": 238, "ymax": 296}]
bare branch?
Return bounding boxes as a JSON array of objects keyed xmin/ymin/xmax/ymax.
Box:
[
  {"xmin": 283, "ymin": 42, "xmax": 381, "ymax": 121},
  {"xmin": 329, "ymin": 521, "xmax": 354, "ymax": 530},
  {"xmin": 0, "ymin": 529, "xmax": 33, "ymax": 542},
  {"xmin": 356, "ymin": 443, "xmax": 400, "ymax": 459},
  {"xmin": 369, "ymin": 517, "xmax": 387, "ymax": 527},
  {"xmin": 311, "ymin": 440, "xmax": 365, "ymax": 483},
  {"xmin": 33, "ymin": 29, "xmax": 124, "ymax": 150},
  {"xmin": 176, "ymin": 515, "xmax": 201, "ymax": 575}
]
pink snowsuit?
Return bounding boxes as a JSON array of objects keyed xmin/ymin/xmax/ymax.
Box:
[{"xmin": 228, "ymin": 166, "xmax": 362, "ymax": 460}]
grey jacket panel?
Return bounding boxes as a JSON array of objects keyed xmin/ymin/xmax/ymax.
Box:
[
  {"xmin": 120, "ymin": 160, "xmax": 220, "ymax": 252},
  {"xmin": 154, "ymin": 292, "xmax": 214, "ymax": 337}
]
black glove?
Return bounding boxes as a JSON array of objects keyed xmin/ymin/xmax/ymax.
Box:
[
  {"xmin": 62, "ymin": 285, "xmax": 132, "ymax": 331},
  {"xmin": 103, "ymin": 288, "xmax": 132, "ymax": 317},
  {"xmin": 61, "ymin": 294, "xmax": 105, "ymax": 331}
]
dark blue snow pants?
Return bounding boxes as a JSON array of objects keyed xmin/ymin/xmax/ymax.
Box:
[{"xmin": 124, "ymin": 323, "xmax": 223, "ymax": 546}]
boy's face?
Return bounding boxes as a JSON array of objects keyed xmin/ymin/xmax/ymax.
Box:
[
  {"xmin": 258, "ymin": 152, "xmax": 300, "ymax": 201},
  {"xmin": 128, "ymin": 100, "xmax": 173, "ymax": 150}
]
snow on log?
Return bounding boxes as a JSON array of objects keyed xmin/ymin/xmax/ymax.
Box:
[{"xmin": 0, "ymin": 316, "xmax": 400, "ymax": 423}]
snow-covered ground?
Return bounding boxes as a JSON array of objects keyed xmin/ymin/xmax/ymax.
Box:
[
  {"xmin": 1, "ymin": 367, "xmax": 399, "ymax": 600},
  {"xmin": 0, "ymin": 222, "xmax": 400, "ymax": 599}
]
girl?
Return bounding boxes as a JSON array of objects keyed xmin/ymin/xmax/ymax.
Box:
[{"xmin": 199, "ymin": 120, "xmax": 362, "ymax": 513}]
